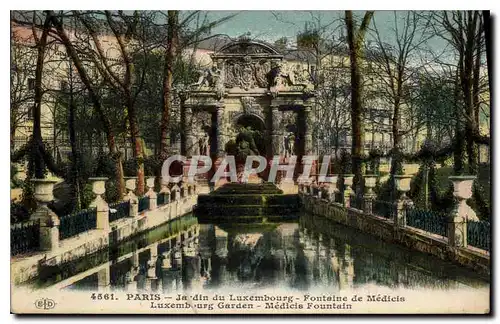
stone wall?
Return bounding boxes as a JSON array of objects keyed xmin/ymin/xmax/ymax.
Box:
[
  {"xmin": 11, "ymin": 192, "xmax": 198, "ymax": 285},
  {"xmin": 301, "ymin": 194, "xmax": 490, "ymax": 277}
]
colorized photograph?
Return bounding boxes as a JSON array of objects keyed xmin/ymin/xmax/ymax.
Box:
[{"xmin": 10, "ymin": 10, "xmax": 491, "ymax": 314}]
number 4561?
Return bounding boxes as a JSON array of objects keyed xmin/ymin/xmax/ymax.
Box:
[{"xmin": 90, "ymin": 293, "xmax": 117, "ymax": 300}]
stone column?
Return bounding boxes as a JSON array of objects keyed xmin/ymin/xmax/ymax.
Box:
[
  {"xmin": 215, "ymin": 104, "xmax": 225, "ymax": 157},
  {"xmin": 326, "ymin": 175, "xmax": 339, "ymax": 202},
  {"xmin": 30, "ymin": 179, "xmax": 59, "ymax": 251},
  {"xmin": 145, "ymin": 177, "xmax": 157, "ymax": 210},
  {"xmin": 343, "ymin": 175, "xmax": 354, "ymax": 208},
  {"xmin": 448, "ymin": 176, "xmax": 476, "ymax": 248},
  {"xmin": 184, "ymin": 105, "xmax": 195, "ymax": 157},
  {"xmin": 363, "ymin": 174, "xmax": 377, "ymax": 215},
  {"xmin": 270, "ymin": 103, "xmax": 281, "ymax": 157},
  {"xmin": 89, "ymin": 177, "xmax": 109, "ymax": 231},
  {"xmin": 303, "ymin": 105, "xmax": 313, "ymax": 155},
  {"xmin": 123, "ymin": 177, "xmax": 138, "ymax": 217},
  {"xmin": 393, "ymin": 175, "xmax": 413, "ymax": 228}
]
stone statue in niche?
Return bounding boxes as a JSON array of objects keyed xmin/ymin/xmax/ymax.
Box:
[
  {"xmin": 198, "ymin": 133, "xmax": 209, "ymax": 156},
  {"xmin": 283, "ymin": 132, "xmax": 295, "ymax": 158}
]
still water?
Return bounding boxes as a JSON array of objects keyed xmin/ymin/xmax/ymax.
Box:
[{"xmin": 35, "ymin": 213, "xmax": 488, "ymax": 292}]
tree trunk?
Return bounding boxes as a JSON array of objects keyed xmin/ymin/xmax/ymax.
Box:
[
  {"xmin": 31, "ymin": 13, "xmax": 52, "ymax": 179},
  {"xmin": 126, "ymin": 95, "xmax": 145, "ymax": 195},
  {"xmin": 345, "ymin": 11, "xmax": 374, "ymax": 187},
  {"xmin": 160, "ymin": 10, "xmax": 179, "ymax": 159},
  {"xmin": 68, "ymin": 71, "xmax": 82, "ymax": 210}
]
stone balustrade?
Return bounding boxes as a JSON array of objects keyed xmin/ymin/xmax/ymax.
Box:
[
  {"xmin": 298, "ymin": 173, "xmax": 488, "ymax": 255},
  {"xmin": 22, "ymin": 176, "xmax": 200, "ymax": 256}
]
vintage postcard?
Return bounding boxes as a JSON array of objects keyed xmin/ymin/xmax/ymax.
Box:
[{"xmin": 10, "ymin": 10, "xmax": 491, "ymax": 314}]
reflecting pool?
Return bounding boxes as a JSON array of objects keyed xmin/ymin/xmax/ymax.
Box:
[{"xmin": 33, "ymin": 213, "xmax": 488, "ymax": 292}]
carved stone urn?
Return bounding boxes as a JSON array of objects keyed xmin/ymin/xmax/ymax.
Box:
[
  {"xmin": 31, "ymin": 178, "xmax": 59, "ymax": 204},
  {"xmin": 89, "ymin": 177, "xmax": 108, "ymax": 197},
  {"xmin": 449, "ymin": 175, "xmax": 476, "ymax": 200},
  {"xmin": 363, "ymin": 174, "xmax": 378, "ymax": 196},
  {"xmin": 449, "ymin": 175, "xmax": 478, "ymax": 221},
  {"xmin": 394, "ymin": 175, "xmax": 413, "ymax": 199},
  {"xmin": 124, "ymin": 177, "xmax": 137, "ymax": 194},
  {"xmin": 343, "ymin": 174, "xmax": 354, "ymax": 190}
]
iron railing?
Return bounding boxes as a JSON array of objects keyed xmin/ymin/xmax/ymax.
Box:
[
  {"xmin": 138, "ymin": 196, "xmax": 150, "ymax": 213},
  {"xmin": 59, "ymin": 208, "xmax": 97, "ymax": 240},
  {"xmin": 11, "ymin": 219, "xmax": 40, "ymax": 256},
  {"xmin": 467, "ymin": 220, "xmax": 490, "ymax": 251},
  {"xmin": 373, "ymin": 200, "xmax": 394, "ymax": 219},
  {"xmin": 406, "ymin": 207, "xmax": 447, "ymax": 238},
  {"xmin": 157, "ymin": 192, "xmax": 170, "ymax": 206},
  {"xmin": 350, "ymin": 194, "xmax": 364, "ymax": 210},
  {"xmin": 334, "ymin": 192, "xmax": 343, "ymax": 204},
  {"xmin": 109, "ymin": 201, "xmax": 130, "ymax": 222}
]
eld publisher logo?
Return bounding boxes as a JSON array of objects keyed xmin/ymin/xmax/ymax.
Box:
[{"xmin": 35, "ymin": 298, "xmax": 56, "ymax": 310}]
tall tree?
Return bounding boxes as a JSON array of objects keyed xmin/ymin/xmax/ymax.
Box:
[
  {"xmin": 344, "ymin": 10, "xmax": 374, "ymax": 183},
  {"xmin": 160, "ymin": 10, "xmax": 179, "ymax": 160},
  {"xmin": 438, "ymin": 11, "xmax": 486, "ymax": 175},
  {"xmin": 370, "ymin": 11, "xmax": 432, "ymax": 174}
]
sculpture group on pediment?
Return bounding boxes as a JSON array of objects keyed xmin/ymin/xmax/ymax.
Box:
[
  {"xmin": 190, "ymin": 62, "xmax": 225, "ymax": 90},
  {"xmin": 190, "ymin": 57, "xmax": 313, "ymax": 95}
]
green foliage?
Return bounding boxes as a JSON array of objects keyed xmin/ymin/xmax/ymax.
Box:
[
  {"xmin": 19, "ymin": 180, "xmax": 37, "ymax": 216},
  {"xmin": 105, "ymin": 180, "xmax": 121, "ymax": 203},
  {"xmin": 81, "ymin": 183, "xmax": 94, "ymax": 210},
  {"xmin": 10, "ymin": 164, "xmax": 23, "ymax": 189},
  {"xmin": 339, "ymin": 148, "xmax": 352, "ymax": 174},
  {"xmin": 10, "ymin": 201, "xmax": 30, "ymax": 223}
]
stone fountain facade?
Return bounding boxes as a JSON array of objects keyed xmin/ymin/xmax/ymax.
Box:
[{"xmin": 180, "ymin": 39, "xmax": 315, "ymax": 160}]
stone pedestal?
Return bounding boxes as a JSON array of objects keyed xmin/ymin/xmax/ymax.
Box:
[
  {"xmin": 448, "ymin": 176, "xmax": 476, "ymax": 248},
  {"xmin": 363, "ymin": 174, "xmax": 377, "ymax": 214},
  {"xmin": 343, "ymin": 175, "xmax": 354, "ymax": 208},
  {"xmin": 123, "ymin": 177, "xmax": 138, "ymax": 217},
  {"xmin": 30, "ymin": 179, "xmax": 60, "ymax": 251},
  {"xmin": 145, "ymin": 177, "xmax": 157, "ymax": 210},
  {"xmin": 97, "ymin": 266, "xmax": 111, "ymax": 291},
  {"xmin": 326, "ymin": 175, "xmax": 338, "ymax": 202},
  {"xmin": 89, "ymin": 177, "xmax": 109, "ymax": 231},
  {"xmin": 303, "ymin": 106, "xmax": 313, "ymax": 155},
  {"xmin": 393, "ymin": 175, "xmax": 413, "ymax": 228}
]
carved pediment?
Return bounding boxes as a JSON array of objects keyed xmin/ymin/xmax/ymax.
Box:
[{"xmin": 218, "ymin": 40, "xmax": 281, "ymax": 56}]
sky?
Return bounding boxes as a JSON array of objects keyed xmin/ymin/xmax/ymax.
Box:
[{"xmin": 198, "ymin": 11, "xmax": 449, "ymax": 53}]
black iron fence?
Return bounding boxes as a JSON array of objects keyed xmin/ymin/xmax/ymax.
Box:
[
  {"xmin": 59, "ymin": 208, "xmax": 97, "ymax": 240},
  {"xmin": 350, "ymin": 194, "xmax": 364, "ymax": 210},
  {"xmin": 157, "ymin": 192, "xmax": 170, "ymax": 206},
  {"xmin": 11, "ymin": 219, "xmax": 40, "ymax": 256},
  {"xmin": 109, "ymin": 201, "xmax": 130, "ymax": 222},
  {"xmin": 138, "ymin": 196, "xmax": 150, "ymax": 213},
  {"xmin": 467, "ymin": 220, "xmax": 490, "ymax": 251},
  {"xmin": 373, "ymin": 200, "xmax": 394, "ymax": 219},
  {"xmin": 406, "ymin": 207, "xmax": 448, "ymax": 238}
]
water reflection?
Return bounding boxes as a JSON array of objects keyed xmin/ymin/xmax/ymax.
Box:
[{"xmin": 54, "ymin": 213, "xmax": 488, "ymax": 292}]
